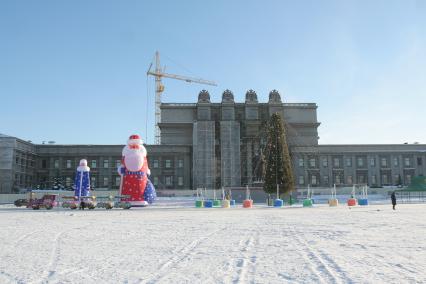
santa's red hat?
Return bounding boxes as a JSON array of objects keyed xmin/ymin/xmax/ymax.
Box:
[{"xmin": 127, "ymin": 134, "xmax": 143, "ymax": 145}]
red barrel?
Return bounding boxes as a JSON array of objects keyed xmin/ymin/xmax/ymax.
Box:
[
  {"xmin": 243, "ymin": 199, "xmax": 253, "ymax": 208},
  {"xmin": 347, "ymin": 198, "xmax": 357, "ymax": 206}
]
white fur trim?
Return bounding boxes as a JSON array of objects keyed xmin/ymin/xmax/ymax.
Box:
[
  {"xmin": 77, "ymin": 166, "xmax": 90, "ymax": 172},
  {"xmin": 128, "ymin": 138, "xmax": 143, "ymax": 145},
  {"xmin": 147, "ymin": 168, "xmax": 151, "ymax": 176},
  {"xmin": 122, "ymin": 145, "xmax": 147, "ymax": 157}
]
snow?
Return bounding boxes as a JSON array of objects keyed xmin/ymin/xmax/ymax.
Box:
[{"xmin": 1, "ymin": 202, "xmax": 426, "ymax": 284}]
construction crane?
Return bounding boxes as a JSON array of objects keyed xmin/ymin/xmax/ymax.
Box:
[{"xmin": 147, "ymin": 51, "xmax": 217, "ymax": 144}]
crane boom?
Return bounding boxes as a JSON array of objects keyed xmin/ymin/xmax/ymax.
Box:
[
  {"xmin": 147, "ymin": 71, "xmax": 217, "ymax": 86},
  {"xmin": 147, "ymin": 51, "xmax": 217, "ymax": 144}
]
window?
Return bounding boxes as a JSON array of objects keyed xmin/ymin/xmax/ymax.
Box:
[
  {"xmin": 382, "ymin": 174, "xmax": 388, "ymax": 185},
  {"xmin": 103, "ymin": 177, "xmax": 109, "ymax": 186},
  {"xmin": 91, "ymin": 177, "xmax": 96, "ymax": 188},
  {"xmin": 153, "ymin": 160, "xmax": 159, "ymax": 168},
  {"xmin": 115, "ymin": 176, "xmax": 121, "ymax": 186},
  {"xmin": 311, "ymin": 175, "xmax": 317, "ymax": 185},
  {"xmin": 66, "ymin": 160, "xmax": 72, "ymax": 169},
  {"xmin": 335, "ymin": 175, "xmax": 341, "ymax": 185},
  {"xmin": 405, "ymin": 174, "xmax": 412, "ymax": 184},
  {"xmin": 333, "ymin": 158, "xmax": 340, "ymax": 168},
  {"xmin": 404, "ymin": 157, "xmax": 411, "ymax": 167},
  {"xmin": 381, "ymin": 158, "xmax": 388, "ymax": 167},
  {"xmin": 15, "ymin": 157, "xmax": 19, "ymax": 164},
  {"xmin": 309, "ymin": 158, "xmax": 316, "ymax": 168},
  {"xmin": 347, "ymin": 175, "xmax": 353, "ymax": 185},
  {"xmin": 91, "ymin": 160, "xmax": 97, "ymax": 168},
  {"xmin": 178, "ymin": 159, "xmax": 184, "ymax": 168},
  {"xmin": 298, "ymin": 158, "xmax": 304, "ymax": 167},
  {"xmin": 371, "ymin": 175, "xmax": 377, "ymax": 185},
  {"xmin": 357, "ymin": 157, "xmax": 364, "ymax": 167},
  {"xmin": 153, "ymin": 176, "xmax": 159, "ymax": 185},
  {"xmin": 394, "ymin": 175, "xmax": 399, "ymax": 184},
  {"xmin": 298, "ymin": 176, "xmax": 305, "ymax": 185},
  {"xmin": 66, "ymin": 177, "xmax": 72, "ymax": 187},
  {"xmin": 346, "ymin": 158, "xmax": 352, "ymax": 167},
  {"xmin": 165, "ymin": 160, "xmax": 171, "ymax": 168},
  {"xmin": 42, "ymin": 160, "xmax": 47, "ymax": 168},
  {"xmin": 370, "ymin": 158, "xmax": 375, "ymax": 167},
  {"xmin": 323, "ymin": 175, "xmax": 329, "ymax": 185},
  {"xmin": 357, "ymin": 175, "xmax": 365, "ymax": 184},
  {"xmin": 178, "ymin": 176, "xmax": 184, "ymax": 186},
  {"xmin": 322, "ymin": 158, "xmax": 328, "ymax": 167},
  {"xmin": 115, "ymin": 160, "xmax": 121, "ymax": 168},
  {"xmin": 417, "ymin": 157, "xmax": 423, "ymax": 166},
  {"xmin": 165, "ymin": 176, "xmax": 173, "ymax": 186},
  {"xmin": 103, "ymin": 159, "xmax": 109, "ymax": 168},
  {"xmin": 393, "ymin": 157, "xmax": 399, "ymax": 166}
]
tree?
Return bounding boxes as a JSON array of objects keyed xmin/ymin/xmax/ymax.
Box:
[{"xmin": 263, "ymin": 113, "xmax": 295, "ymax": 197}]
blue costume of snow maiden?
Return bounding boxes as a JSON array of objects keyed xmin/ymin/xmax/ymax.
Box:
[{"xmin": 74, "ymin": 159, "xmax": 91, "ymax": 198}]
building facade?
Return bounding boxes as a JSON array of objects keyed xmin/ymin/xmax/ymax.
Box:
[{"xmin": 1, "ymin": 89, "xmax": 425, "ymax": 193}]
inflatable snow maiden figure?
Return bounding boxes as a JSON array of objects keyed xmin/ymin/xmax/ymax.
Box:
[
  {"xmin": 118, "ymin": 134, "xmax": 156, "ymax": 207},
  {"xmin": 74, "ymin": 159, "xmax": 91, "ymax": 198}
]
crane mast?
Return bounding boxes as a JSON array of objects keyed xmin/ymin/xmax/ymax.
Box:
[{"xmin": 147, "ymin": 51, "xmax": 217, "ymax": 144}]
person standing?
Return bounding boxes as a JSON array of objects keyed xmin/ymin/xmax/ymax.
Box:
[{"xmin": 391, "ymin": 191, "xmax": 397, "ymax": 210}]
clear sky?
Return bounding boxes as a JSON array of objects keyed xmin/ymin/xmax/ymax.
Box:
[{"xmin": 1, "ymin": 0, "xmax": 425, "ymax": 145}]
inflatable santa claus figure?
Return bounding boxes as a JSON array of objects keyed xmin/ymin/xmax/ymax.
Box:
[
  {"xmin": 74, "ymin": 159, "xmax": 91, "ymax": 198},
  {"xmin": 118, "ymin": 134, "xmax": 156, "ymax": 207}
]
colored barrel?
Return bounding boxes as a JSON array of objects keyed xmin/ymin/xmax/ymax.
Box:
[
  {"xmin": 195, "ymin": 200, "xmax": 204, "ymax": 208},
  {"xmin": 222, "ymin": 200, "xmax": 230, "ymax": 208},
  {"xmin": 204, "ymin": 200, "xmax": 213, "ymax": 208},
  {"xmin": 347, "ymin": 198, "xmax": 357, "ymax": 206},
  {"xmin": 358, "ymin": 198, "xmax": 368, "ymax": 206},
  {"xmin": 243, "ymin": 199, "xmax": 253, "ymax": 208},
  {"xmin": 274, "ymin": 199, "xmax": 284, "ymax": 207},
  {"xmin": 213, "ymin": 200, "xmax": 222, "ymax": 207},
  {"xmin": 328, "ymin": 198, "xmax": 339, "ymax": 207},
  {"xmin": 303, "ymin": 199, "xmax": 313, "ymax": 207},
  {"xmin": 230, "ymin": 200, "xmax": 236, "ymax": 206}
]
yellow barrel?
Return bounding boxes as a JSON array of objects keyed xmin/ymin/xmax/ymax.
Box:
[
  {"xmin": 329, "ymin": 198, "xmax": 339, "ymax": 207},
  {"xmin": 222, "ymin": 200, "xmax": 231, "ymax": 208}
]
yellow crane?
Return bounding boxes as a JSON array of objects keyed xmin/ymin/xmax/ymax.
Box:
[{"xmin": 147, "ymin": 51, "xmax": 217, "ymax": 144}]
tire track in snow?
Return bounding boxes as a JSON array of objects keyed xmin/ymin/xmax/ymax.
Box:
[
  {"xmin": 14, "ymin": 230, "xmax": 42, "ymax": 247},
  {"xmin": 142, "ymin": 225, "xmax": 229, "ymax": 284},
  {"xmin": 291, "ymin": 226, "xmax": 351, "ymax": 284},
  {"xmin": 232, "ymin": 232, "xmax": 258, "ymax": 284},
  {"xmin": 38, "ymin": 226, "xmax": 90, "ymax": 284},
  {"xmin": 38, "ymin": 230, "xmax": 65, "ymax": 284},
  {"xmin": 0, "ymin": 270, "xmax": 25, "ymax": 284},
  {"xmin": 287, "ymin": 226, "xmax": 326, "ymax": 283},
  {"xmin": 0, "ymin": 230, "xmax": 42, "ymax": 283}
]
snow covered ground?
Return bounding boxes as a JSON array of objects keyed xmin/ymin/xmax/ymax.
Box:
[{"xmin": 1, "ymin": 202, "xmax": 425, "ymax": 284}]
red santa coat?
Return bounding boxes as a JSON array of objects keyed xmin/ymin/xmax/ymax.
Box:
[{"xmin": 120, "ymin": 146, "xmax": 150, "ymax": 203}]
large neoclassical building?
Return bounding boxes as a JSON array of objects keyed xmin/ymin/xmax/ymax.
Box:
[{"xmin": 1, "ymin": 90, "xmax": 425, "ymax": 193}]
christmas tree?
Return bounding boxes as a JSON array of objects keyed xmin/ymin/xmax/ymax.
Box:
[{"xmin": 263, "ymin": 113, "xmax": 295, "ymax": 197}]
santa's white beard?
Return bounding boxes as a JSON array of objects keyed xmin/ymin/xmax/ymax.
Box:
[{"xmin": 123, "ymin": 148, "xmax": 145, "ymax": 171}]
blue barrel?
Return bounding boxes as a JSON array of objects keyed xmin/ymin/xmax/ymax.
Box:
[
  {"xmin": 204, "ymin": 200, "xmax": 213, "ymax": 208},
  {"xmin": 358, "ymin": 198, "xmax": 369, "ymax": 206},
  {"xmin": 230, "ymin": 200, "xmax": 236, "ymax": 206},
  {"xmin": 274, "ymin": 199, "xmax": 284, "ymax": 207}
]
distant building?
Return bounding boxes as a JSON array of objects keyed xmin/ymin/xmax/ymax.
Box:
[{"xmin": 1, "ymin": 89, "xmax": 425, "ymax": 193}]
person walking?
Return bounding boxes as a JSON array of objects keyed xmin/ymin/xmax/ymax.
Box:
[{"xmin": 391, "ymin": 191, "xmax": 397, "ymax": 210}]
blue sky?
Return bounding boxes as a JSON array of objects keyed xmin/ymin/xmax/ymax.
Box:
[{"xmin": 1, "ymin": 0, "xmax": 425, "ymax": 145}]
